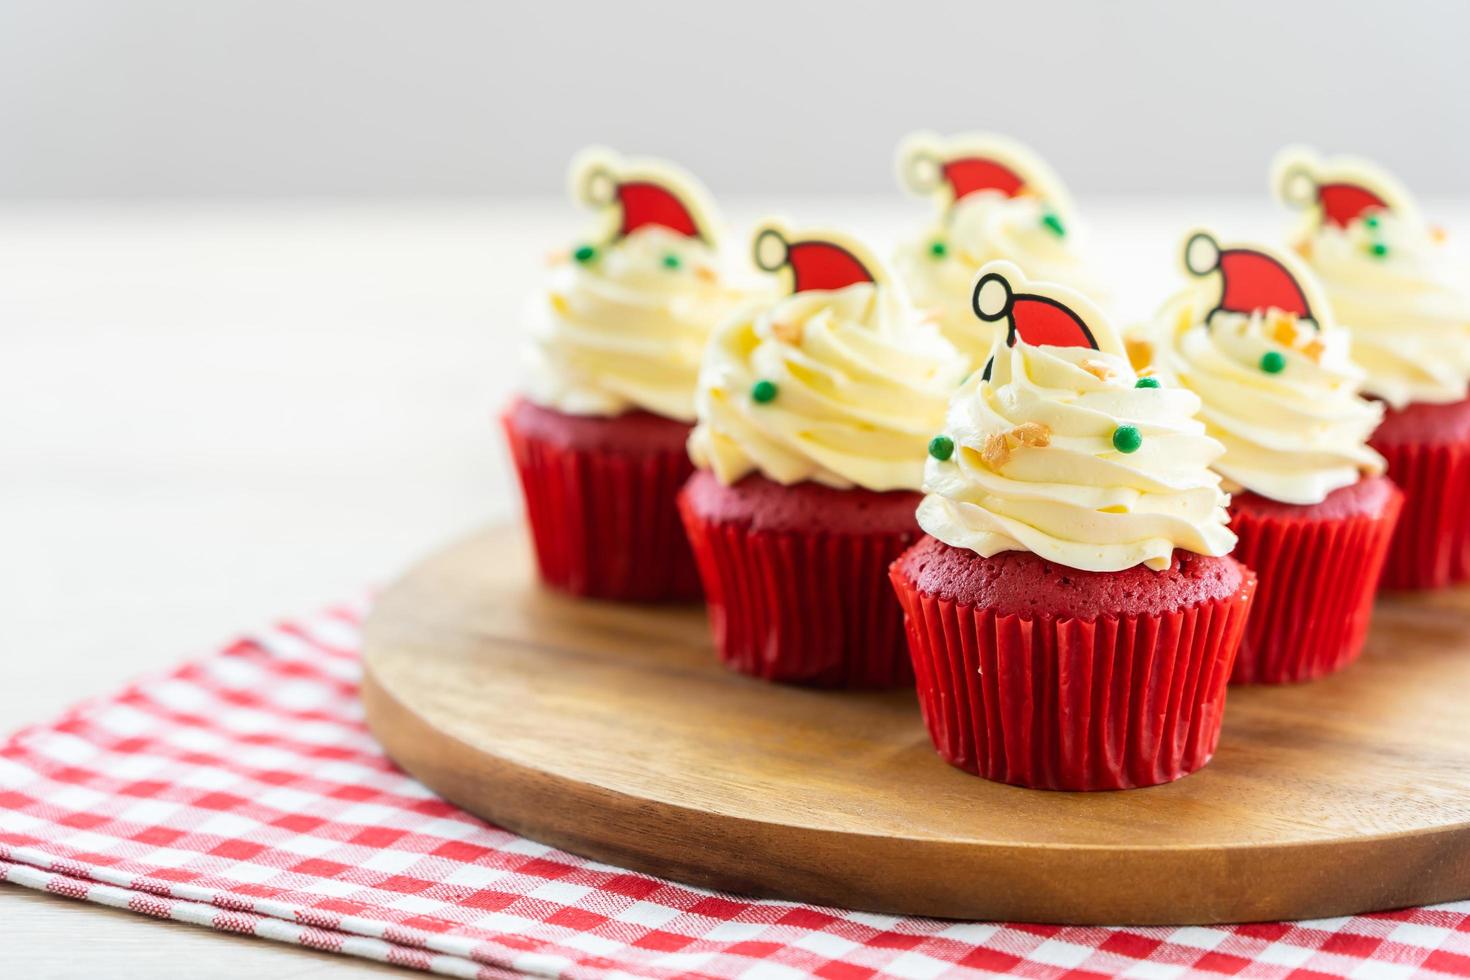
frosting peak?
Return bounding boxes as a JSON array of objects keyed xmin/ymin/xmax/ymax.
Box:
[
  {"xmin": 688, "ymin": 225, "xmax": 961, "ymax": 491},
  {"xmin": 917, "ymin": 262, "xmax": 1235, "ymax": 572},
  {"xmin": 523, "ymin": 149, "xmax": 752, "ymax": 422},
  {"xmin": 1141, "ymin": 231, "xmax": 1384, "ymax": 506},
  {"xmin": 1274, "ymin": 147, "xmax": 1470, "ymax": 409},
  {"xmin": 894, "ymin": 132, "xmax": 1108, "ymax": 368}
]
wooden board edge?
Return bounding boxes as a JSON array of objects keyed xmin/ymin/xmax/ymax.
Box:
[{"xmin": 360, "ymin": 611, "xmax": 1470, "ymax": 926}]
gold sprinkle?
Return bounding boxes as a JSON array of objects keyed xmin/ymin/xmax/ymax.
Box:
[
  {"xmin": 549, "ymin": 293, "xmax": 571, "ymax": 316},
  {"xmin": 1125, "ymin": 337, "xmax": 1155, "ymax": 372},
  {"xmin": 770, "ymin": 320, "xmax": 803, "ymax": 344},
  {"xmin": 1295, "ymin": 239, "xmax": 1313, "ymax": 261},
  {"xmin": 1081, "ymin": 359, "xmax": 1116, "ymax": 382},
  {"xmin": 694, "ymin": 265, "xmax": 719, "ymax": 283},
  {"xmin": 982, "ymin": 432, "xmax": 1012, "ymax": 468},
  {"xmin": 984, "ymin": 422, "xmax": 1052, "ymax": 468},
  {"xmin": 1431, "ymin": 225, "xmax": 1449, "ymax": 244},
  {"xmin": 1010, "ymin": 421, "xmax": 1052, "ymax": 449},
  {"xmin": 1269, "ymin": 310, "xmax": 1302, "ymax": 348},
  {"xmin": 1302, "ymin": 338, "xmax": 1325, "ymax": 362}
]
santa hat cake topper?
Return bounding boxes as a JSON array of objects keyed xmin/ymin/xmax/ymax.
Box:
[
  {"xmin": 752, "ymin": 221, "xmax": 888, "ymax": 295},
  {"xmin": 569, "ymin": 147, "xmax": 720, "ymax": 246},
  {"xmin": 971, "ymin": 260, "xmax": 1122, "ymax": 379},
  {"xmin": 896, "ymin": 132, "xmax": 1075, "ymax": 221},
  {"xmin": 1271, "ymin": 146, "xmax": 1418, "ymax": 231},
  {"xmin": 1183, "ymin": 230, "xmax": 1326, "ymax": 330}
]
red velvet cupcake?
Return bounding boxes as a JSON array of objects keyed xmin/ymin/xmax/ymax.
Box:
[
  {"xmin": 893, "ymin": 262, "xmax": 1250, "ymax": 790},
  {"xmin": 1145, "ymin": 231, "xmax": 1397, "ymax": 684},
  {"xmin": 1369, "ymin": 398, "xmax": 1470, "ymax": 589},
  {"xmin": 681, "ymin": 223, "xmax": 962, "ymax": 687},
  {"xmin": 503, "ymin": 398, "xmax": 700, "ymax": 601},
  {"xmin": 679, "ymin": 470, "xmax": 921, "ymax": 687},
  {"xmin": 892, "ymin": 540, "xmax": 1252, "ymax": 790},
  {"xmin": 1274, "ymin": 147, "xmax": 1470, "ymax": 590},
  {"xmin": 1228, "ymin": 477, "xmax": 1402, "ymax": 683},
  {"xmin": 504, "ymin": 148, "xmax": 748, "ymax": 601}
]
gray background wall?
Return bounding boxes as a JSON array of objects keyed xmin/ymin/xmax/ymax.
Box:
[{"xmin": 0, "ymin": 0, "xmax": 1466, "ymax": 199}]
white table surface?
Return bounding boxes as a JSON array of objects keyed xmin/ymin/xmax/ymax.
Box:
[{"xmin": 4, "ymin": 197, "xmax": 1466, "ymax": 977}]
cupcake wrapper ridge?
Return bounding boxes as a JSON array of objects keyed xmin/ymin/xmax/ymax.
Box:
[
  {"xmin": 1372, "ymin": 436, "xmax": 1470, "ymax": 590},
  {"xmin": 1229, "ymin": 483, "xmax": 1403, "ymax": 685},
  {"xmin": 678, "ymin": 491, "xmax": 918, "ymax": 688},
  {"xmin": 890, "ymin": 557, "xmax": 1256, "ymax": 791},
  {"xmin": 502, "ymin": 410, "xmax": 701, "ymax": 602}
]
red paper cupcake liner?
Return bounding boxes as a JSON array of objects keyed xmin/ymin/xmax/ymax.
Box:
[
  {"xmin": 1228, "ymin": 481, "xmax": 1403, "ymax": 684},
  {"xmin": 677, "ymin": 493, "xmax": 918, "ymax": 688},
  {"xmin": 889, "ymin": 559, "xmax": 1256, "ymax": 791},
  {"xmin": 1371, "ymin": 437, "xmax": 1470, "ymax": 590},
  {"xmin": 501, "ymin": 410, "xmax": 701, "ymax": 602}
]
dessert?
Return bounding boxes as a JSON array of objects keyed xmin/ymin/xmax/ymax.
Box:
[
  {"xmin": 1274, "ymin": 147, "xmax": 1470, "ymax": 588},
  {"xmin": 1142, "ymin": 231, "xmax": 1401, "ymax": 683},
  {"xmin": 503, "ymin": 148, "xmax": 750, "ymax": 600},
  {"xmin": 680, "ymin": 223, "xmax": 962, "ymax": 686},
  {"xmin": 894, "ymin": 132, "xmax": 1108, "ymax": 369},
  {"xmin": 890, "ymin": 261, "xmax": 1253, "ymax": 790}
]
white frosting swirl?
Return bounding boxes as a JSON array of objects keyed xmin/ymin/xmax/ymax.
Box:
[
  {"xmin": 524, "ymin": 226, "xmax": 751, "ymax": 422},
  {"xmin": 917, "ymin": 339, "xmax": 1235, "ymax": 573},
  {"xmin": 688, "ymin": 283, "xmax": 961, "ymax": 491},
  {"xmin": 896, "ymin": 193, "xmax": 1108, "ymax": 367},
  {"xmin": 1295, "ymin": 214, "xmax": 1470, "ymax": 409},
  {"xmin": 1147, "ymin": 289, "xmax": 1385, "ymax": 505}
]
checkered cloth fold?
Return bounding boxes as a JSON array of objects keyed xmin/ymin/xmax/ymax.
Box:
[{"xmin": 2, "ymin": 605, "xmax": 1468, "ymax": 979}]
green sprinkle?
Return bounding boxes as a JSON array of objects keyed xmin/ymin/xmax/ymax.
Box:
[
  {"xmin": 1370, "ymin": 241, "xmax": 1389, "ymax": 258},
  {"xmin": 662, "ymin": 253, "xmax": 681, "ymax": 270},
  {"xmin": 928, "ymin": 435, "xmax": 955, "ymax": 461},
  {"xmin": 1260, "ymin": 350, "xmax": 1287, "ymax": 374},
  {"xmin": 1135, "ymin": 376, "xmax": 1161, "ymax": 389},
  {"xmin": 1112, "ymin": 425, "xmax": 1142, "ymax": 454},
  {"xmin": 1364, "ymin": 214, "xmax": 1381, "ymax": 229},
  {"xmin": 1041, "ymin": 212, "xmax": 1066, "ymax": 237},
  {"xmin": 573, "ymin": 244, "xmax": 597, "ymax": 264},
  {"xmin": 751, "ymin": 379, "xmax": 778, "ymax": 404},
  {"xmin": 929, "ymin": 239, "xmax": 948, "ymax": 258}
]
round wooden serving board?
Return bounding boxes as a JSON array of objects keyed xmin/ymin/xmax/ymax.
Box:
[{"xmin": 362, "ymin": 526, "xmax": 1470, "ymax": 925}]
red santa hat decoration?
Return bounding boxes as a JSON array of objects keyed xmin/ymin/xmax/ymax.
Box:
[
  {"xmin": 897, "ymin": 132, "xmax": 1076, "ymax": 222},
  {"xmin": 971, "ymin": 260, "xmax": 1123, "ymax": 379},
  {"xmin": 570, "ymin": 147, "xmax": 719, "ymax": 246},
  {"xmin": 1183, "ymin": 230, "xmax": 1323, "ymax": 329},
  {"xmin": 752, "ymin": 222, "xmax": 884, "ymax": 294},
  {"xmin": 1271, "ymin": 146, "xmax": 1417, "ymax": 231}
]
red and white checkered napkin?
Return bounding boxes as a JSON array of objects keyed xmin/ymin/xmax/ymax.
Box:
[{"xmin": 2, "ymin": 605, "xmax": 1469, "ymax": 980}]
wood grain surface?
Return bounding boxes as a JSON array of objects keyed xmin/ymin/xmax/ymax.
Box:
[{"xmin": 361, "ymin": 525, "xmax": 1470, "ymax": 926}]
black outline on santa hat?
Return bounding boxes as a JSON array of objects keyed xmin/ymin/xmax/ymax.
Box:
[
  {"xmin": 971, "ymin": 270, "xmax": 1099, "ymax": 380},
  {"xmin": 1277, "ymin": 162, "xmax": 1321, "ymax": 212},
  {"xmin": 898, "ymin": 135, "xmax": 1037, "ymax": 213},
  {"xmin": 1184, "ymin": 231, "xmax": 1319, "ymax": 331},
  {"xmin": 578, "ymin": 158, "xmax": 711, "ymax": 246},
  {"xmin": 752, "ymin": 226, "xmax": 874, "ymax": 288},
  {"xmin": 899, "ymin": 141, "xmax": 946, "ymax": 197},
  {"xmin": 1277, "ymin": 160, "xmax": 1390, "ymax": 227}
]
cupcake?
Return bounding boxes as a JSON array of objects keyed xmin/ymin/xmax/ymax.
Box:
[
  {"xmin": 503, "ymin": 148, "xmax": 752, "ymax": 601},
  {"xmin": 889, "ymin": 262, "xmax": 1253, "ymax": 790},
  {"xmin": 894, "ymin": 132, "xmax": 1109, "ymax": 370},
  {"xmin": 1140, "ymin": 231, "xmax": 1401, "ymax": 684},
  {"xmin": 1274, "ymin": 148, "xmax": 1470, "ymax": 589},
  {"xmin": 679, "ymin": 223, "xmax": 963, "ymax": 687}
]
